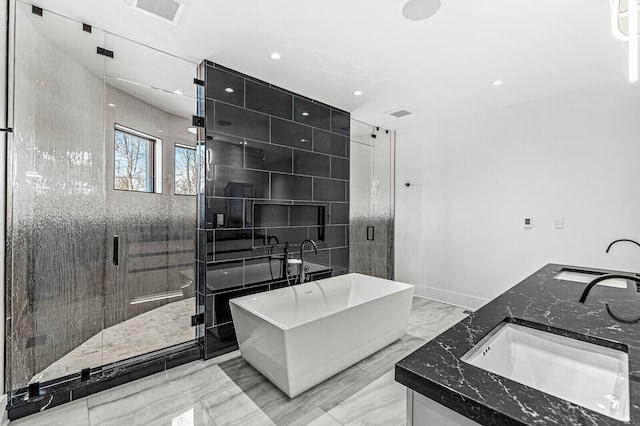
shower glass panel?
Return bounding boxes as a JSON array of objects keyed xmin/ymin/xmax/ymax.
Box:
[
  {"xmin": 349, "ymin": 124, "xmax": 395, "ymax": 279},
  {"xmin": 8, "ymin": 2, "xmax": 107, "ymax": 389},
  {"xmin": 7, "ymin": 2, "xmax": 199, "ymax": 394},
  {"xmin": 101, "ymin": 33, "xmax": 198, "ymax": 363}
]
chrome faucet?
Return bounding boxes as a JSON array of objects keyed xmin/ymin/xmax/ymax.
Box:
[{"xmin": 299, "ymin": 239, "xmax": 318, "ymax": 284}]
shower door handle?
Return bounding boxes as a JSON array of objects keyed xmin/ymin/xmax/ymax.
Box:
[
  {"xmin": 113, "ymin": 235, "xmax": 120, "ymax": 266},
  {"xmin": 367, "ymin": 226, "xmax": 375, "ymax": 241}
]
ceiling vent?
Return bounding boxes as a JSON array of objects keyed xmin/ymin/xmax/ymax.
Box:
[
  {"xmin": 129, "ymin": 0, "xmax": 184, "ymax": 24},
  {"xmin": 387, "ymin": 107, "xmax": 415, "ymax": 118}
]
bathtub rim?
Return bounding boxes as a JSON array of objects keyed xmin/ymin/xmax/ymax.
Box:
[{"xmin": 229, "ymin": 273, "xmax": 414, "ymax": 331}]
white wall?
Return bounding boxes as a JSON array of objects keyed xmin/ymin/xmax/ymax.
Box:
[{"xmin": 395, "ymin": 82, "xmax": 640, "ymax": 309}]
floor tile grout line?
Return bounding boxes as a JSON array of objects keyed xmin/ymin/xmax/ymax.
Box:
[
  {"xmin": 324, "ymin": 408, "xmax": 345, "ymax": 426},
  {"xmin": 84, "ymin": 398, "xmax": 92, "ymax": 426}
]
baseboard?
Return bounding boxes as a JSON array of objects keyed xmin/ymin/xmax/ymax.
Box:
[{"xmin": 413, "ymin": 284, "xmax": 489, "ymax": 311}]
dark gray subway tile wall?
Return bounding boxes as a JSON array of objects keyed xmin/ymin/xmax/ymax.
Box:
[
  {"xmin": 199, "ymin": 61, "xmax": 350, "ymax": 359},
  {"xmin": 271, "ymin": 118, "xmax": 313, "ymax": 149}
]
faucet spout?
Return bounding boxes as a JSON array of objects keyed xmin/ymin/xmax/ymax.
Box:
[
  {"xmin": 578, "ymin": 274, "xmax": 640, "ymax": 303},
  {"xmin": 605, "ymin": 239, "xmax": 640, "ymax": 253},
  {"xmin": 299, "ymin": 239, "xmax": 318, "ymax": 284}
]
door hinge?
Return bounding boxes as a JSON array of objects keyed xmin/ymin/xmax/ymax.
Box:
[
  {"xmin": 192, "ymin": 115, "xmax": 205, "ymax": 128},
  {"xmin": 96, "ymin": 47, "xmax": 114, "ymax": 58},
  {"xmin": 28, "ymin": 382, "xmax": 40, "ymax": 398},
  {"xmin": 81, "ymin": 368, "xmax": 91, "ymax": 381},
  {"xmin": 191, "ymin": 313, "xmax": 205, "ymax": 326}
]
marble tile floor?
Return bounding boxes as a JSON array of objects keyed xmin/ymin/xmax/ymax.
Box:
[
  {"xmin": 32, "ymin": 298, "xmax": 195, "ymax": 384},
  {"xmin": 12, "ymin": 296, "xmax": 469, "ymax": 426}
]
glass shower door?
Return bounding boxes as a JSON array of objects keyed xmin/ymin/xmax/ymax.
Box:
[
  {"xmin": 99, "ymin": 33, "xmax": 198, "ymax": 366},
  {"xmin": 8, "ymin": 2, "xmax": 107, "ymax": 389},
  {"xmin": 349, "ymin": 123, "xmax": 395, "ymax": 279}
]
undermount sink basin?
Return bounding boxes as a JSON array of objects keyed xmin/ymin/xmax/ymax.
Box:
[
  {"xmin": 461, "ymin": 322, "xmax": 629, "ymax": 421},
  {"xmin": 554, "ymin": 270, "xmax": 628, "ymax": 288}
]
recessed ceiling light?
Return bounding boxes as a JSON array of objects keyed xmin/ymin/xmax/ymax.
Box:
[
  {"xmin": 353, "ymin": 90, "xmax": 363, "ymax": 96},
  {"xmin": 301, "ymin": 139, "xmax": 309, "ymax": 143},
  {"xmin": 302, "ymin": 112, "xmax": 309, "ymax": 116},
  {"xmin": 225, "ymin": 87, "xmax": 234, "ymax": 93},
  {"xmin": 173, "ymin": 89, "xmax": 184, "ymax": 95},
  {"xmin": 157, "ymin": 129, "xmax": 164, "ymax": 133},
  {"xmin": 107, "ymin": 103, "xmax": 116, "ymax": 107},
  {"xmin": 493, "ymin": 80, "xmax": 504, "ymax": 86},
  {"xmin": 270, "ymin": 52, "xmax": 281, "ymax": 60},
  {"xmin": 187, "ymin": 127, "xmax": 197, "ymax": 135}
]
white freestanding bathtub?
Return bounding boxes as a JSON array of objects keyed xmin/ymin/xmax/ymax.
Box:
[{"xmin": 229, "ymin": 273, "xmax": 414, "ymax": 398}]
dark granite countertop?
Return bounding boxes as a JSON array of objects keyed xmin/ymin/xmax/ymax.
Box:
[{"xmin": 396, "ymin": 263, "xmax": 640, "ymax": 425}]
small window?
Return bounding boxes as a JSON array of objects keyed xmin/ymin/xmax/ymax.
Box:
[
  {"xmin": 175, "ymin": 144, "xmax": 197, "ymax": 195},
  {"xmin": 114, "ymin": 125, "xmax": 162, "ymax": 193}
]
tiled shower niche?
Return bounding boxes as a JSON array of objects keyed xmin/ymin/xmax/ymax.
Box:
[{"xmin": 197, "ymin": 61, "xmax": 350, "ymax": 357}]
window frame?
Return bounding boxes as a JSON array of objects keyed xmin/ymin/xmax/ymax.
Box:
[
  {"xmin": 174, "ymin": 142, "xmax": 197, "ymax": 196},
  {"xmin": 113, "ymin": 124, "xmax": 163, "ymax": 194}
]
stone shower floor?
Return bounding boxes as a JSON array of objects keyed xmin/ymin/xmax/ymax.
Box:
[
  {"xmin": 14, "ymin": 296, "xmax": 469, "ymax": 426},
  {"xmin": 31, "ymin": 298, "xmax": 195, "ymax": 384}
]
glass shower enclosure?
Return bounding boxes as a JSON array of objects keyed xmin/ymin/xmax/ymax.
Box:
[
  {"xmin": 349, "ymin": 122, "xmax": 395, "ymax": 279},
  {"xmin": 6, "ymin": 2, "xmax": 200, "ymax": 397}
]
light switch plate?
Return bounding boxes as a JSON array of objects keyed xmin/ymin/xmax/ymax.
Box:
[
  {"xmin": 524, "ymin": 217, "xmax": 533, "ymax": 230},
  {"xmin": 554, "ymin": 217, "xmax": 564, "ymax": 229}
]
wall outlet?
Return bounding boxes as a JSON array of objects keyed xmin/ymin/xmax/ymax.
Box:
[
  {"xmin": 554, "ymin": 217, "xmax": 564, "ymax": 229},
  {"xmin": 524, "ymin": 217, "xmax": 533, "ymax": 229}
]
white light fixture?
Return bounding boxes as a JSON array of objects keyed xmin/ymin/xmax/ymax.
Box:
[
  {"xmin": 270, "ymin": 52, "xmax": 281, "ymax": 60},
  {"xmin": 187, "ymin": 127, "xmax": 197, "ymax": 135},
  {"xmin": 301, "ymin": 139, "xmax": 309, "ymax": 143},
  {"xmin": 402, "ymin": 0, "xmax": 441, "ymax": 21},
  {"xmin": 353, "ymin": 90, "xmax": 363, "ymax": 96},
  {"xmin": 302, "ymin": 112, "xmax": 309, "ymax": 116},
  {"xmin": 611, "ymin": 0, "xmax": 640, "ymax": 82},
  {"xmin": 107, "ymin": 103, "xmax": 116, "ymax": 107},
  {"xmin": 157, "ymin": 129, "xmax": 164, "ymax": 133},
  {"xmin": 225, "ymin": 87, "xmax": 234, "ymax": 93},
  {"xmin": 492, "ymin": 80, "xmax": 504, "ymax": 86},
  {"xmin": 172, "ymin": 89, "xmax": 184, "ymax": 95}
]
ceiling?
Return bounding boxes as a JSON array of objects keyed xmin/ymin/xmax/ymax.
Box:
[{"xmin": 29, "ymin": 0, "xmax": 629, "ymax": 129}]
